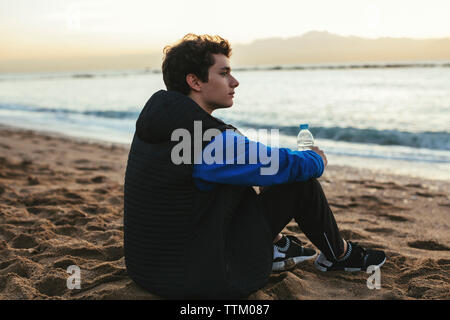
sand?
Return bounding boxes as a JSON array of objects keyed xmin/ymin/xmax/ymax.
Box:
[{"xmin": 0, "ymin": 125, "xmax": 449, "ymax": 300}]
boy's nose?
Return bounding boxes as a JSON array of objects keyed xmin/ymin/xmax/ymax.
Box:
[{"xmin": 230, "ymin": 76, "xmax": 239, "ymax": 88}]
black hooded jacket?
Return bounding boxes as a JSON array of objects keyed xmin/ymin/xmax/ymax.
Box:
[{"xmin": 124, "ymin": 90, "xmax": 273, "ymax": 298}]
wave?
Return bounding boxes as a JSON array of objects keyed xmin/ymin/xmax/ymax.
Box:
[
  {"xmin": 0, "ymin": 103, "xmax": 140, "ymax": 120},
  {"xmin": 1, "ymin": 103, "xmax": 449, "ymax": 151},
  {"xmin": 233, "ymin": 121, "xmax": 450, "ymax": 151}
]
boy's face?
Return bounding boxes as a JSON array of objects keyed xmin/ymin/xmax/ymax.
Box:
[{"xmin": 196, "ymin": 54, "xmax": 239, "ymax": 112}]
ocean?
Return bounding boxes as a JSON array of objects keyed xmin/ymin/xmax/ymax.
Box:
[{"xmin": 1, "ymin": 62, "xmax": 449, "ymax": 181}]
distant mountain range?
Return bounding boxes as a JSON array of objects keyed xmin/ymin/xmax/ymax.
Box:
[
  {"xmin": 1, "ymin": 31, "xmax": 449, "ymax": 72},
  {"xmin": 231, "ymin": 31, "xmax": 450, "ymax": 67}
]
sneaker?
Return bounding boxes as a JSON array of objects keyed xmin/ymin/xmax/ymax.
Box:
[
  {"xmin": 314, "ymin": 241, "xmax": 386, "ymax": 272},
  {"xmin": 272, "ymin": 235, "xmax": 317, "ymax": 272}
]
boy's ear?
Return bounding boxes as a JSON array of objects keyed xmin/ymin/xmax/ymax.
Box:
[{"xmin": 186, "ymin": 74, "xmax": 201, "ymax": 92}]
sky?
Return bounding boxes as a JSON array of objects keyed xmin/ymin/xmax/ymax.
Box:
[{"xmin": 1, "ymin": 0, "xmax": 450, "ymax": 68}]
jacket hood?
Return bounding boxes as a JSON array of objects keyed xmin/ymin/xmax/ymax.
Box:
[{"xmin": 136, "ymin": 90, "xmax": 228, "ymax": 144}]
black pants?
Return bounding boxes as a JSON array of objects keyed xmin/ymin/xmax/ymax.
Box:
[{"xmin": 258, "ymin": 178, "xmax": 345, "ymax": 261}]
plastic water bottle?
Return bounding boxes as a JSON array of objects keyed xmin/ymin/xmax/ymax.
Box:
[{"xmin": 297, "ymin": 124, "xmax": 315, "ymax": 151}]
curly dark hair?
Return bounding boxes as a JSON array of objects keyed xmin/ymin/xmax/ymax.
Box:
[{"xmin": 162, "ymin": 34, "xmax": 232, "ymax": 95}]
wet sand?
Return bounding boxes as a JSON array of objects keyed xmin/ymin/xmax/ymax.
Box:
[{"xmin": 0, "ymin": 125, "xmax": 449, "ymax": 300}]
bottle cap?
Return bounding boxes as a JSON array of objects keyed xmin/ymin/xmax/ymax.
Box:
[{"xmin": 300, "ymin": 124, "xmax": 309, "ymax": 129}]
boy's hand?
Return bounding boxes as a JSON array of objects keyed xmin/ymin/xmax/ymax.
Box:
[{"xmin": 309, "ymin": 146, "xmax": 328, "ymax": 169}]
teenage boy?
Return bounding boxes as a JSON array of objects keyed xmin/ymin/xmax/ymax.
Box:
[{"xmin": 123, "ymin": 34, "xmax": 386, "ymax": 299}]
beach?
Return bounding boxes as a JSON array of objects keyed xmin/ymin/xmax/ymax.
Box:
[{"xmin": 0, "ymin": 124, "xmax": 449, "ymax": 300}]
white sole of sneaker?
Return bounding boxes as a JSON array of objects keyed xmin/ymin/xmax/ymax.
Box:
[
  {"xmin": 344, "ymin": 257, "xmax": 387, "ymax": 272},
  {"xmin": 314, "ymin": 256, "xmax": 387, "ymax": 272},
  {"xmin": 272, "ymin": 253, "xmax": 317, "ymax": 272}
]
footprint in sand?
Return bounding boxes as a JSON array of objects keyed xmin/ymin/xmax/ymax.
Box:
[
  {"xmin": 63, "ymin": 191, "xmax": 84, "ymax": 200},
  {"xmin": 75, "ymin": 178, "xmax": 91, "ymax": 184},
  {"xmin": 75, "ymin": 166, "xmax": 113, "ymax": 171},
  {"xmin": 65, "ymin": 209, "xmax": 88, "ymax": 219},
  {"xmin": 73, "ymin": 159, "xmax": 90, "ymax": 164},
  {"xmin": 345, "ymin": 180, "xmax": 366, "ymax": 184},
  {"xmin": 52, "ymin": 257, "xmax": 79, "ymax": 269},
  {"xmin": 407, "ymin": 240, "xmax": 450, "ymax": 251},
  {"xmin": 53, "ymin": 225, "xmax": 80, "ymax": 236},
  {"xmin": 107, "ymin": 196, "xmax": 123, "ymax": 205},
  {"xmin": 25, "ymin": 196, "xmax": 60, "ymax": 207},
  {"xmin": 35, "ymin": 273, "xmax": 69, "ymax": 297},
  {"xmin": 359, "ymin": 194, "xmax": 390, "ymax": 204},
  {"xmin": 23, "ymin": 189, "xmax": 84, "ymax": 206},
  {"xmin": 91, "ymin": 176, "xmax": 107, "ymax": 183},
  {"xmin": 93, "ymin": 188, "xmax": 109, "ymax": 194},
  {"xmin": 379, "ymin": 182, "xmax": 407, "ymax": 190},
  {"xmin": 362, "ymin": 182, "xmax": 407, "ymax": 191},
  {"xmin": 27, "ymin": 176, "xmax": 40, "ymax": 185},
  {"xmin": 81, "ymin": 204, "xmax": 107, "ymax": 215},
  {"xmin": 365, "ymin": 227, "xmax": 395, "ymax": 235},
  {"xmin": 26, "ymin": 206, "xmax": 60, "ymax": 217},
  {"xmin": 415, "ymin": 191, "xmax": 447, "ymax": 198},
  {"xmin": 0, "ymin": 257, "xmax": 38, "ymax": 278},
  {"xmin": 364, "ymin": 184, "xmax": 386, "ymax": 190},
  {"xmin": 378, "ymin": 213, "xmax": 411, "ymax": 222},
  {"xmin": 10, "ymin": 234, "xmax": 39, "ymax": 249},
  {"xmin": 405, "ymin": 183, "xmax": 424, "ymax": 188}
]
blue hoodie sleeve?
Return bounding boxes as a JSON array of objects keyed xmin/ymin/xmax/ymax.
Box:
[{"xmin": 192, "ymin": 130, "xmax": 324, "ymax": 191}]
